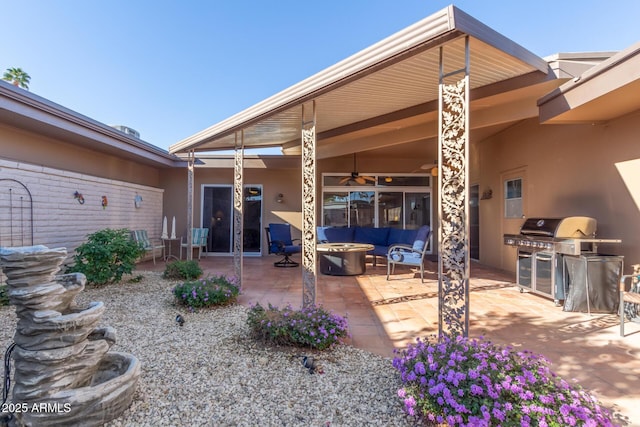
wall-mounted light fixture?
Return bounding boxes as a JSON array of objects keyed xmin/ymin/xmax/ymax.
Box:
[
  {"xmin": 384, "ymin": 176, "xmax": 393, "ymax": 183},
  {"xmin": 275, "ymin": 193, "xmax": 284, "ymax": 203}
]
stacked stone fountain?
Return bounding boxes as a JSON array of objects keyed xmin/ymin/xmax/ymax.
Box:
[{"xmin": 0, "ymin": 245, "xmax": 140, "ymax": 426}]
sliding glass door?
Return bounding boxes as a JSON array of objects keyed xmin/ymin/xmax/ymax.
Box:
[{"xmin": 202, "ymin": 185, "xmax": 262, "ymax": 255}]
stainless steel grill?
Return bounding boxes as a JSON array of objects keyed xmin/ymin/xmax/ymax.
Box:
[{"xmin": 503, "ymin": 217, "xmax": 622, "ymax": 306}]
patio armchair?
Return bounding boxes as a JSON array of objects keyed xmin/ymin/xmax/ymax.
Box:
[
  {"xmin": 386, "ymin": 225, "xmax": 431, "ymax": 283},
  {"xmin": 619, "ymin": 264, "xmax": 640, "ymax": 337},
  {"xmin": 131, "ymin": 230, "xmax": 164, "ymax": 265},
  {"xmin": 265, "ymin": 223, "xmax": 301, "ymax": 267},
  {"xmin": 180, "ymin": 227, "xmax": 209, "ymax": 260}
]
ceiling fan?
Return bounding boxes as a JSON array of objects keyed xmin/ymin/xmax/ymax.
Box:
[
  {"xmin": 411, "ymin": 160, "xmax": 439, "ymax": 176},
  {"xmin": 339, "ymin": 153, "xmax": 376, "ymax": 185}
]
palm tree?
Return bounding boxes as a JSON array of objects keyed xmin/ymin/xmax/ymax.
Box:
[{"xmin": 2, "ymin": 67, "xmax": 31, "ymax": 89}]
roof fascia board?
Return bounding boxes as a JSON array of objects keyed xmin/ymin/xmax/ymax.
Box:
[
  {"xmin": 538, "ymin": 42, "xmax": 640, "ymax": 107},
  {"xmin": 0, "ymin": 81, "xmax": 181, "ymax": 166}
]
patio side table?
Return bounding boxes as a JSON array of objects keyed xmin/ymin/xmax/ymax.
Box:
[{"xmin": 162, "ymin": 238, "xmax": 179, "ymax": 261}]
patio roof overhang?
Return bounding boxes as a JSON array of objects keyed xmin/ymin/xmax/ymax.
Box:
[
  {"xmin": 538, "ymin": 41, "xmax": 640, "ymax": 124},
  {"xmin": 170, "ymin": 5, "xmax": 554, "ymax": 158}
]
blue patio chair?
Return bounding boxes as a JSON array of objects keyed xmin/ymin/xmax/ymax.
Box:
[
  {"xmin": 386, "ymin": 225, "xmax": 432, "ymax": 282},
  {"xmin": 265, "ymin": 223, "xmax": 301, "ymax": 267},
  {"xmin": 180, "ymin": 227, "xmax": 209, "ymax": 260},
  {"xmin": 131, "ymin": 230, "xmax": 164, "ymax": 265}
]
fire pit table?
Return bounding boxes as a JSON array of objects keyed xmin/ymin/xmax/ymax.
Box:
[{"xmin": 317, "ymin": 243, "xmax": 374, "ymax": 276}]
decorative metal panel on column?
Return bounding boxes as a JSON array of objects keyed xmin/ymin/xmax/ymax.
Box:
[
  {"xmin": 186, "ymin": 150, "xmax": 195, "ymax": 261},
  {"xmin": 437, "ymin": 36, "xmax": 470, "ymax": 338},
  {"xmin": 301, "ymin": 101, "xmax": 317, "ymax": 308},
  {"xmin": 233, "ymin": 132, "xmax": 244, "ymax": 288}
]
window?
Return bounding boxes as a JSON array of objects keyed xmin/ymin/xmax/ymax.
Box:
[
  {"xmin": 322, "ymin": 174, "xmax": 431, "ymax": 231},
  {"xmin": 504, "ymin": 178, "xmax": 522, "ymax": 218}
]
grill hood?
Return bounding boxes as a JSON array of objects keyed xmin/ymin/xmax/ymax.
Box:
[{"xmin": 520, "ymin": 217, "xmax": 597, "ymax": 238}]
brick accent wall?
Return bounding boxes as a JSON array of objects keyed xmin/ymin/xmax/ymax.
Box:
[{"xmin": 0, "ymin": 158, "xmax": 164, "ymax": 259}]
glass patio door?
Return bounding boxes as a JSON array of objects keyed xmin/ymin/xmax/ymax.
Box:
[{"xmin": 202, "ymin": 185, "xmax": 262, "ymax": 255}]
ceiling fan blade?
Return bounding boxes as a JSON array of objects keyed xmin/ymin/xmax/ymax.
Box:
[
  {"xmin": 339, "ymin": 177, "xmax": 351, "ymax": 185},
  {"xmin": 363, "ymin": 175, "xmax": 376, "ymax": 182},
  {"xmin": 355, "ymin": 176, "xmax": 366, "ymax": 185}
]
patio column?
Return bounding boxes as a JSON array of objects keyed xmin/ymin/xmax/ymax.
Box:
[
  {"xmin": 186, "ymin": 150, "xmax": 195, "ymax": 261},
  {"xmin": 301, "ymin": 101, "xmax": 317, "ymax": 307},
  {"xmin": 233, "ymin": 132, "xmax": 244, "ymax": 287},
  {"xmin": 437, "ymin": 36, "xmax": 470, "ymax": 338}
]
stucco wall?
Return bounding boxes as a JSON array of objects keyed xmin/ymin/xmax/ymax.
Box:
[
  {"xmin": 0, "ymin": 157, "xmax": 164, "ymax": 259},
  {"xmin": 476, "ymin": 112, "xmax": 640, "ymax": 275},
  {"xmin": 161, "ymin": 166, "xmax": 303, "ymax": 255},
  {"xmin": 0, "ymin": 123, "xmax": 163, "ymax": 187}
]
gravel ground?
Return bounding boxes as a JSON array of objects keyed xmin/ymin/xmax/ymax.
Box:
[{"xmin": 1, "ymin": 272, "xmax": 418, "ymax": 427}]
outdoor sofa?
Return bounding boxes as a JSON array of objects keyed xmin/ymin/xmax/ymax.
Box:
[{"xmin": 317, "ymin": 226, "xmax": 423, "ymax": 266}]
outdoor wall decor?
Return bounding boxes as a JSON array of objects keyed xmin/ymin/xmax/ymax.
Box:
[
  {"xmin": 0, "ymin": 178, "xmax": 34, "ymax": 247},
  {"xmin": 481, "ymin": 188, "xmax": 493, "ymax": 200},
  {"xmin": 73, "ymin": 191, "xmax": 85, "ymax": 204},
  {"xmin": 101, "ymin": 195, "xmax": 108, "ymax": 209},
  {"xmin": 134, "ymin": 194, "xmax": 143, "ymax": 208},
  {"xmin": 0, "ymin": 245, "xmax": 140, "ymax": 426}
]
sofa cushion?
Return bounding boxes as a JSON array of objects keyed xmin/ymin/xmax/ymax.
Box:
[
  {"xmin": 371, "ymin": 245, "xmax": 388, "ymax": 257},
  {"xmin": 354, "ymin": 227, "xmax": 390, "ymax": 246},
  {"xmin": 412, "ymin": 225, "xmax": 431, "ymax": 252},
  {"xmin": 324, "ymin": 226, "xmax": 355, "ymax": 242},
  {"xmin": 317, "ymin": 226, "xmax": 329, "ymax": 243},
  {"xmin": 389, "ymin": 250, "xmax": 422, "ymax": 264},
  {"xmin": 387, "ymin": 228, "xmax": 418, "ymax": 246}
]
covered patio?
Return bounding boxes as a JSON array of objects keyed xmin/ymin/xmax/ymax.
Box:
[
  {"xmin": 137, "ymin": 257, "xmax": 640, "ymax": 423},
  {"xmin": 170, "ymin": 5, "xmax": 561, "ymax": 338}
]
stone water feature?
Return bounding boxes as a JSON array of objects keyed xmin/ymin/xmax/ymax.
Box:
[{"xmin": 0, "ymin": 245, "xmax": 140, "ymax": 426}]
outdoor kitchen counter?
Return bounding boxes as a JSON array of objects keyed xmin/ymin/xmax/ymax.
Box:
[{"xmin": 317, "ymin": 243, "xmax": 374, "ymax": 276}]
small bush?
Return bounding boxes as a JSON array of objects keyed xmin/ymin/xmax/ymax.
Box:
[
  {"xmin": 0, "ymin": 285, "xmax": 9, "ymax": 306},
  {"xmin": 393, "ymin": 335, "xmax": 615, "ymax": 426},
  {"xmin": 69, "ymin": 228, "xmax": 143, "ymax": 285},
  {"xmin": 163, "ymin": 260, "xmax": 202, "ymax": 280},
  {"xmin": 173, "ymin": 275, "xmax": 239, "ymax": 310},
  {"xmin": 247, "ymin": 303, "xmax": 349, "ymax": 350}
]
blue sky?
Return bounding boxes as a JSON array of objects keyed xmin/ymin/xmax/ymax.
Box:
[{"xmin": 2, "ymin": 1, "xmax": 639, "ymax": 152}]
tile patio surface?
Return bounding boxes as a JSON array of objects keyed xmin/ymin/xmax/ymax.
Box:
[{"xmin": 137, "ymin": 256, "xmax": 640, "ymax": 425}]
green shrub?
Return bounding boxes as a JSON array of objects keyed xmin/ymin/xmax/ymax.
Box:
[
  {"xmin": 69, "ymin": 228, "xmax": 143, "ymax": 286},
  {"xmin": 163, "ymin": 260, "xmax": 202, "ymax": 280},
  {"xmin": 173, "ymin": 275, "xmax": 240, "ymax": 310},
  {"xmin": 247, "ymin": 303, "xmax": 349, "ymax": 350},
  {"xmin": 0, "ymin": 284, "xmax": 9, "ymax": 306}
]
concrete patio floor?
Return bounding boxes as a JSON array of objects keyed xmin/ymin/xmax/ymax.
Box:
[{"xmin": 136, "ymin": 255, "xmax": 640, "ymax": 425}]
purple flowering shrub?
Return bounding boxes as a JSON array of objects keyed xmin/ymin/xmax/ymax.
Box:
[
  {"xmin": 393, "ymin": 335, "xmax": 615, "ymax": 427},
  {"xmin": 173, "ymin": 275, "xmax": 240, "ymax": 310},
  {"xmin": 246, "ymin": 303, "xmax": 349, "ymax": 350}
]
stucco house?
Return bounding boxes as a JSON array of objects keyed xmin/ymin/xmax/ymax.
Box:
[{"xmin": 1, "ymin": 5, "xmax": 639, "ymax": 282}]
